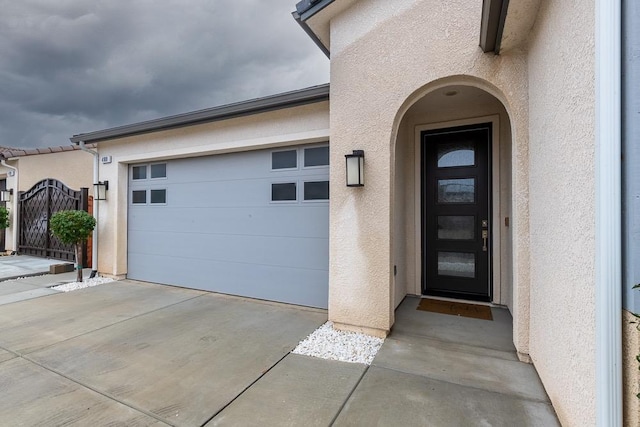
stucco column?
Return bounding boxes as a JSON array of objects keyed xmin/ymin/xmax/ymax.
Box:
[
  {"xmin": 327, "ymin": 88, "xmax": 394, "ymax": 338},
  {"xmin": 511, "ymin": 120, "xmax": 532, "ymax": 359}
]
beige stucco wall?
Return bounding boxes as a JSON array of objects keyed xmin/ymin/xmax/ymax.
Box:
[
  {"xmin": 0, "ymin": 164, "xmax": 15, "ymax": 251},
  {"xmin": 623, "ymin": 309, "xmax": 640, "ymax": 427},
  {"xmin": 327, "ymin": 0, "xmax": 530, "ymax": 341},
  {"xmin": 0, "ymin": 150, "xmax": 93, "ymax": 252},
  {"xmin": 15, "ymin": 150, "xmax": 93, "ymax": 193},
  {"xmin": 95, "ymin": 101, "xmax": 329, "ymax": 277},
  {"xmin": 526, "ymin": 0, "xmax": 596, "ymax": 425}
]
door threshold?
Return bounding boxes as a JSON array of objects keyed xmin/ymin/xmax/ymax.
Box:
[{"xmin": 420, "ymin": 295, "xmax": 503, "ymax": 308}]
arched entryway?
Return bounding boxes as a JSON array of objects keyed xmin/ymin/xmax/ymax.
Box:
[{"xmin": 391, "ymin": 82, "xmax": 514, "ymax": 312}]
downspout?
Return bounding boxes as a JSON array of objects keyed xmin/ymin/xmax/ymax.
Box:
[
  {"xmin": 78, "ymin": 141, "xmax": 99, "ymax": 278},
  {"xmin": 595, "ymin": 0, "xmax": 622, "ymax": 425},
  {"xmin": 0, "ymin": 158, "xmax": 18, "ymax": 253}
]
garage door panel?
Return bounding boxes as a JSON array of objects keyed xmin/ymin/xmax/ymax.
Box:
[
  {"xmin": 166, "ymin": 151, "xmax": 268, "ymax": 182},
  {"xmin": 128, "ymin": 230, "xmax": 329, "ymax": 271},
  {"xmin": 129, "ymin": 205, "xmax": 329, "ymax": 238},
  {"xmin": 128, "ymin": 145, "xmax": 329, "ymax": 308},
  {"xmin": 127, "ymin": 253, "xmax": 328, "ymax": 309},
  {"xmin": 162, "ymin": 180, "xmax": 271, "ymax": 208},
  {"xmin": 163, "ymin": 151, "xmax": 329, "ymax": 184}
]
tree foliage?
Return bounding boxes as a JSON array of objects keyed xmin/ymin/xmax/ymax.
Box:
[
  {"xmin": 0, "ymin": 207, "xmax": 9, "ymax": 230},
  {"xmin": 50, "ymin": 210, "xmax": 95, "ymax": 282},
  {"xmin": 50, "ymin": 210, "xmax": 95, "ymax": 245}
]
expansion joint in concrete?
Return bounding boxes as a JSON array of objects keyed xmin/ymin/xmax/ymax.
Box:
[
  {"xmin": 198, "ymin": 351, "xmax": 293, "ymax": 427},
  {"xmin": 19, "ymin": 354, "xmax": 170, "ymax": 425},
  {"xmin": 329, "ymin": 364, "xmax": 369, "ymax": 426}
]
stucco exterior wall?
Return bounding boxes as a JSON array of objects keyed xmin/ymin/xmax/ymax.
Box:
[
  {"xmin": 15, "ymin": 150, "xmax": 93, "ymax": 193},
  {"xmin": 0, "ymin": 150, "xmax": 93, "ymax": 252},
  {"xmin": 623, "ymin": 309, "xmax": 640, "ymax": 427},
  {"xmin": 526, "ymin": 0, "xmax": 596, "ymax": 425},
  {"xmin": 0, "ymin": 164, "xmax": 15, "ymax": 251},
  {"xmin": 327, "ymin": 0, "xmax": 530, "ymax": 340},
  {"xmin": 95, "ymin": 102, "xmax": 329, "ymax": 277}
]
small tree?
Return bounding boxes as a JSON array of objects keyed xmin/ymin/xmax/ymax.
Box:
[
  {"xmin": 50, "ymin": 210, "xmax": 96, "ymax": 283},
  {"xmin": 0, "ymin": 206, "xmax": 9, "ymax": 230}
]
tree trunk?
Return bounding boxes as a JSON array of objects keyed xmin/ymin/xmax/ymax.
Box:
[{"xmin": 75, "ymin": 243, "xmax": 83, "ymax": 283}]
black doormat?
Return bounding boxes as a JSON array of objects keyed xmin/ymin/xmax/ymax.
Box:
[{"xmin": 417, "ymin": 298, "xmax": 493, "ymax": 321}]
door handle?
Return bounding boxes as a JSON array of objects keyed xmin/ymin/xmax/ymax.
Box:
[{"xmin": 481, "ymin": 229, "xmax": 488, "ymax": 252}]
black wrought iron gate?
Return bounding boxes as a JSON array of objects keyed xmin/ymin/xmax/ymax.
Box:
[{"xmin": 18, "ymin": 179, "xmax": 89, "ymax": 263}]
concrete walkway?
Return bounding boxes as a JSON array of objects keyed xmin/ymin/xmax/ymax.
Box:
[
  {"xmin": 0, "ymin": 254, "xmax": 63, "ymax": 281},
  {"xmin": 0, "ymin": 254, "xmax": 91, "ymax": 306},
  {"xmin": 0, "ymin": 279, "xmax": 558, "ymax": 426}
]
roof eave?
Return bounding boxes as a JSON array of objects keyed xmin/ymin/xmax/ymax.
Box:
[
  {"xmin": 480, "ymin": 0, "xmax": 510, "ymax": 54},
  {"xmin": 295, "ymin": 0, "xmax": 335, "ymax": 21},
  {"xmin": 292, "ymin": 11, "xmax": 330, "ymax": 58},
  {"xmin": 70, "ymin": 84, "xmax": 330, "ymax": 144}
]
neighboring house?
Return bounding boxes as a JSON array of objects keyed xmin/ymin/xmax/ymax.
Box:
[
  {"xmin": 0, "ymin": 145, "xmax": 94, "ymax": 263},
  {"xmin": 69, "ymin": 1, "xmax": 637, "ymax": 426}
]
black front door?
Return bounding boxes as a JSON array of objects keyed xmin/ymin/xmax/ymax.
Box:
[{"xmin": 422, "ymin": 123, "xmax": 491, "ymax": 301}]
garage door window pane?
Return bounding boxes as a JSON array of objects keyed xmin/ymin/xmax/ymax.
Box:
[
  {"xmin": 132, "ymin": 166, "xmax": 147, "ymax": 180},
  {"xmin": 150, "ymin": 163, "xmax": 167, "ymax": 179},
  {"xmin": 132, "ymin": 190, "xmax": 147, "ymax": 204},
  {"xmin": 272, "ymin": 150, "xmax": 297, "ymax": 169},
  {"xmin": 304, "ymin": 181, "xmax": 329, "ymax": 200},
  {"xmin": 150, "ymin": 189, "xmax": 166, "ymax": 204},
  {"xmin": 304, "ymin": 146, "xmax": 329, "ymax": 167},
  {"xmin": 272, "ymin": 183, "xmax": 296, "ymax": 201}
]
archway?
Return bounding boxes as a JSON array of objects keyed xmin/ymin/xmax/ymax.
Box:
[{"xmin": 391, "ymin": 82, "xmax": 514, "ymax": 313}]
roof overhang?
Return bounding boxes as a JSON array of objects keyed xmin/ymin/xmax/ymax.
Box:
[
  {"xmin": 480, "ymin": 0, "xmax": 509, "ymax": 53},
  {"xmin": 70, "ymin": 84, "xmax": 329, "ymax": 144},
  {"xmin": 480, "ymin": 0, "xmax": 542, "ymax": 54},
  {"xmin": 292, "ymin": 0, "xmax": 358, "ymax": 58}
]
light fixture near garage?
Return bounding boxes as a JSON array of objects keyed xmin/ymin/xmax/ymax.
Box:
[
  {"xmin": 345, "ymin": 150, "xmax": 365, "ymax": 187},
  {"xmin": 94, "ymin": 181, "xmax": 109, "ymax": 201},
  {"xmin": 0, "ymin": 189, "xmax": 13, "ymax": 202}
]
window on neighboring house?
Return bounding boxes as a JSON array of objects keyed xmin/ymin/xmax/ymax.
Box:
[
  {"xmin": 132, "ymin": 190, "xmax": 147, "ymax": 204},
  {"xmin": 272, "ymin": 150, "xmax": 297, "ymax": 170},
  {"xmin": 304, "ymin": 181, "xmax": 329, "ymax": 200},
  {"xmin": 271, "ymin": 183, "xmax": 297, "ymax": 201}
]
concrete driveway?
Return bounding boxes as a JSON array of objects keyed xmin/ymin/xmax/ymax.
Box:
[{"xmin": 0, "ymin": 278, "xmax": 558, "ymax": 426}]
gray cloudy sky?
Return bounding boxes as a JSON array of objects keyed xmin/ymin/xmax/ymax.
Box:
[{"xmin": 0, "ymin": 0, "xmax": 329, "ymax": 148}]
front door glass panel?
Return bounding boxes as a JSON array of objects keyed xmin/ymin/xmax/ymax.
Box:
[
  {"xmin": 437, "ymin": 141, "xmax": 475, "ymax": 167},
  {"xmin": 438, "ymin": 178, "xmax": 475, "ymax": 203},
  {"xmin": 437, "ymin": 216, "xmax": 475, "ymax": 240},
  {"xmin": 437, "ymin": 252, "xmax": 476, "ymax": 278}
]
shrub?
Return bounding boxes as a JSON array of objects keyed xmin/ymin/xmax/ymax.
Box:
[
  {"xmin": 50, "ymin": 210, "xmax": 95, "ymax": 282},
  {"xmin": 0, "ymin": 206, "xmax": 8, "ymax": 230}
]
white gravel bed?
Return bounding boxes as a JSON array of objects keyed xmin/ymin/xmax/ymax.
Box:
[
  {"xmin": 51, "ymin": 277, "xmax": 115, "ymax": 292},
  {"xmin": 292, "ymin": 321, "xmax": 384, "ymax": 365}
]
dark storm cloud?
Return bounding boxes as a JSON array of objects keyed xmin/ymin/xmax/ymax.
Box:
[{"xmin": 0, "ymin": 0, "xmax": 329, "ymax": 148}]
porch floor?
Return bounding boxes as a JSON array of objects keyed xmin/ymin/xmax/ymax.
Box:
[{"xmin": 333, "ymin": 296, "xmax": 560, "ymax": 426}]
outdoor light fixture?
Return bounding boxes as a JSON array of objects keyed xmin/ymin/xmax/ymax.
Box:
[
  {"xmin": 345, "ymin": 150, "xmax": 365, "ymax": 187},
  {"xmin": 94, "ymin": 181, "xmax": 109, "ymax": 201},
  {"xmin": 0, "ymin": 189, "xmax": 13, "ymax": 203}
]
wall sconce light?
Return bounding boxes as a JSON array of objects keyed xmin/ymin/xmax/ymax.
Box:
[
  {"xmin": 345, "ymin": 150, "xmax": 365, "ymax": 187},
  {"xmin": 0, "ymin": 189, "xmax": 13, "ymax": 203},
  {"xmin": 94, "ymin": 181, "xmax": 109, "ymax": 201}
]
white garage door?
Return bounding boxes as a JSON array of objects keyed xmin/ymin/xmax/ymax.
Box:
[{"xmin": 127, "ymin": 144, "xmax": 329, "ymax": 308}]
